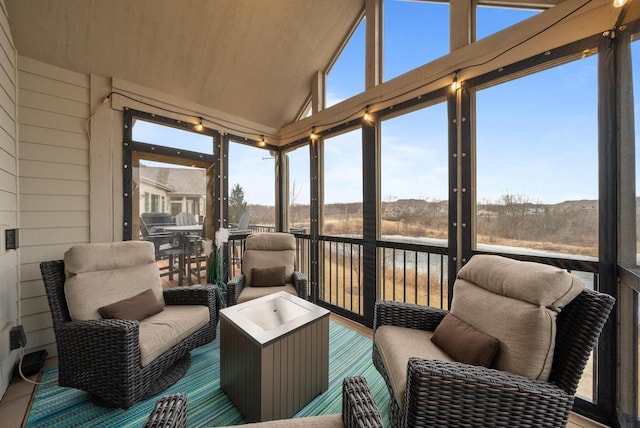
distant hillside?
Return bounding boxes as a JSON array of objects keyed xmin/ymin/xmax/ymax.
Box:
[
  {"xmin": 250, "ymin": 198, "xmax": 604, "ymax": 225},
  {"xmin": 247, "ymin": 196, "xmax": 611, "ymax": 256}
]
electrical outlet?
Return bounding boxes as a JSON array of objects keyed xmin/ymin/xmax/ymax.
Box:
[{"xmin": 10, "ymin": 325, "xmax": 26, "ymax": 350}]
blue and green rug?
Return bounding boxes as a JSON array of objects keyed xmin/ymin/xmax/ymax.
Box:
[{"xmin": 25, "ymin": 321, "xmax": 389, "ymax": 427}]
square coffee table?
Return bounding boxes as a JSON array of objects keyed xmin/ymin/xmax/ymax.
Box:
[{"xmin": 219, "ymin": 291, "xmax": 330, "ymax": 422}]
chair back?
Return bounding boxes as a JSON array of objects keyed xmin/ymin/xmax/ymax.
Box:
[
  {"xmin": 242, "ymin": 232, "xmax": 296, "ymax": 286},
  {"xmin": 175, "ymin": 212, "xmax": 197, "ymax": 226},
  {"xmin": 549, "ymin": 287, "xmax": 615, "ymax": 395},
  {"xmin": 453, "ymin": 255, "xmax": 585, "ymax": 381},
  {"xmin": 40, "ymin": 260, "xmax": 71, "ymax": 329},
  {"xmin": 41, "ymin": 242, "xmax": 164, "ymax": 324},
  {"xmin": 237, "ymin": 211, "xmax": 250, "ymax": 231}
]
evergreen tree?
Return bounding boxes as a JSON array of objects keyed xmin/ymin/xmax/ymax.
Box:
[{"xmin": 229, "ymin": 183, "xmax": 248, "ymax": 223}]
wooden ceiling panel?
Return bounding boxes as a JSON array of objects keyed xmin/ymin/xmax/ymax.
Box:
[{"xmin": 5, "ymin": 0, "xmax": 364, "ymax": 129}]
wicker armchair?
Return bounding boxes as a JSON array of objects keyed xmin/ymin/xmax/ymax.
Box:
[
  {"xmin": 227, "ymin": 232, "xmax": 307, "ymax": 306},
  {"xmin": 144, "ymin": 377, "xmax": 384, "ymax": 427},
  {"xmin": 373, "ymin": 255, "xmax": 615, "ymax": 427},
  {"xmin": 40, "ymin": 241, "xmax": 218, "ymax": 409}
]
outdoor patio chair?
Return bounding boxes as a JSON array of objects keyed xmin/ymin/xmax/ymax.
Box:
[
  {"xmin": 170, "ymin": 212, "xmax": 207, "ymax": 285},
  {"xmin": 229, "ymin": 211, "xmax": 251, "ymax": 235},
  {"xmin": 372, "ymin": 254, "xmax": 615, "ymax": 427},
  {"xmin": 144, "ymin": 376, "xmax": 384, "ymax": 427},
  {"xmin": 175, "ymin": 211, "xmax": 198, "ymax": 226},
  {"xmin": 40, "ymin": 241, "xmax": 218, "ymax": 409},
  {"xmin": 226, "ymin": 232, "xmax": 307, "ymax": 306}
]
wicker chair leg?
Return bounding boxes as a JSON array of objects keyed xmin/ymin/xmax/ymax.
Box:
[
  {"xmin": 145, "ymin": 353, "xmax": 192, "ymax": 399},
  {"xmin": 144, "ymin": 393, "xmax": 188, "ymax": 428}
]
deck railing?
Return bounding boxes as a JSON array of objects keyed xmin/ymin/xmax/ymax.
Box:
[
  {"xmin": 228, "ymin": 232, "xmax": 451, "ymax": 314},
  {"xmin": 378, "ymin": 241, "xmax": 449, "ymax": 310},
  {"xmin": 318, "ymin": 236, "xmax": 364, "ymax": 315}
]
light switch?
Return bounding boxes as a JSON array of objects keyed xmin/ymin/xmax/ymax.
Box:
[{"xmin": 5, "ymin": 228, "xmax": 17, "ymax": 250}]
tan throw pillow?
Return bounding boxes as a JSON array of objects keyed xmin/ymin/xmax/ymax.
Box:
[
  {"xmin": 98, "ymin": 289, "xmax": 164, "ymax": 321},
  {"xmin": 251, "ymin": 266, "xmax": 286, "ymax": 287},
  {"xmin": 431, "ymin": 313, "xmax": 500, "ymax": 368}
]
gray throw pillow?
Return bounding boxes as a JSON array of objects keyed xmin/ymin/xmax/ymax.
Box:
[
  {"xmin": 251, "ymin": 266, "xmax": 286, "ymax": 287},
  {"xmin": 431, "ymin": 313, "xmax": 500, "ymax": 367}
]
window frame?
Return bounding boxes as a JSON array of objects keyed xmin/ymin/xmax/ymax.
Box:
[{"xmin": 122, "ymin": 109, "xmax": 218, "ymax": 243}]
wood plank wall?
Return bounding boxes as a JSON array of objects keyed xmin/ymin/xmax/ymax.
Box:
[
  {"xmin": 17, "ymin": 56, "xmax": 90, "ymax": 357},
  {"xmin": 0, "ymin": 0, "xmax": 18, "ymax": 396}
]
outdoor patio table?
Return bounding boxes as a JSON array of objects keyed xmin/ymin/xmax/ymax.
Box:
[{"xmin": 163, "ymin": 224, "xmax": 203, "ymax": 285}]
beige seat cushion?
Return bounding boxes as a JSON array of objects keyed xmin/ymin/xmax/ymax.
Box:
[
  {"xmin": 139, "ymin": 305, "xmax": 210, "ymax": 366},
  {"xmin": 224, "ymin": 415, "xmax": 343, "ymax": 427},
  {"xmin": 374, "ymin": 325, "xmax": 453, "ymax": 407},
  {"xmin": 451, "ymin": 255, "xmax": 584, "ymax": 381},
  {"xmin": 243, "ymin": 233, "xmax": 296, "ymax": 286},
  {"xmin": 237, "ymin": 284, "xmax": 298, "ymax": 304},
  {"xmin": 64, "ymin": 241, "xmax": 165, "ymax": 321}
]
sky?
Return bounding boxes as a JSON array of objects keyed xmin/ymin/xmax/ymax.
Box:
[
  {"xmin": 322, "ymin": 1, "xmax": 598, "ymax": 206},
  {"xmin": 133, "ymin": 1, "xmax": 636, "ymax": 207}
]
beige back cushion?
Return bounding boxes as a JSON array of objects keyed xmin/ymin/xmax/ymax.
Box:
[
  {"xmin": 457, "ymin": 254, "xmax": 584, "ymax": 310},
  {"xmin": 451, "ymin": 255, "xmax": 583, "ymax": 381},
  {"xmin": 242, "ymin": 233, "xmax": 295, "ymax": 286},
  {"xmin": 64, "ymin": 241, "xmax": 165, "ymax": 321}
]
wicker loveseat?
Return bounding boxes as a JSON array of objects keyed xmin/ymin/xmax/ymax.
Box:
[
  {"xmin": 373, "ymin": 254, "xmax": 615, "ymax": 427},
  {"xmin": 227, "ymin": 232, "xmax": 307, "ymax": 306},
  {"xmin": 144, "ymin": 376, "xmax": 384, "ymax": 428},
  {"xmin": 40, "ymin": 241, "xmax": 218, "ymax": 409}
]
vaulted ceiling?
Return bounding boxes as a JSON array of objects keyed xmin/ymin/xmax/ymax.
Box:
[{"xmin": 5, "ymin": 0, "xmax": 364, "ymax": 130}]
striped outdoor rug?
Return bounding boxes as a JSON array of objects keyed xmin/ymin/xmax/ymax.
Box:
[{"xmin": 25, "ymin": 321, "xmax": 389, "ymax": 427}]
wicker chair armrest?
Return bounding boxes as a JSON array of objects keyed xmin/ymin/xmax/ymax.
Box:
[
  {"xmin": 163, "ymin": 284, "xmax": 216, "ymax": 306},
  {"xmin": 226, "ymin": 274, "xmax": 245, "ymax": 306},
  {"xmin": 56, "ymin": 319, "xmax": 140, "ymax": 362},
  {"xmin": 373, "ymin": 300, "xmax": 447, "ymax": 332},
  {"xmin": 404, "ymin": 358, "xmax": 574, "ymax": 427},
  {"xmin": 163, "ymin": 284, "xmax": 217, "ymax": 324},
  {"xmin": 144, "ymin": 393, "xmax": 188, "ymax": 428},
  {"xmin": 292, "ymin": 271, "xmax": 308, "ymax": 300},
  {"xmin": 342, "ymin": 376, "xmax": 384, "ymax": 428}
]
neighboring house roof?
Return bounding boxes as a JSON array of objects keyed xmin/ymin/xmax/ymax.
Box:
[
  {"xmin": 140, "ymin": 166, "xmax": 205, "ymax": 196},
  {"xmin": 140, "ymin": 176, "xmax": 175, "ymax": 192}
]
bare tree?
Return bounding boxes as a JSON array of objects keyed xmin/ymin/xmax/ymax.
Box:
[{"xmin": 496, "ymin": 193, "xmax": 534, "ymax": 240}]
